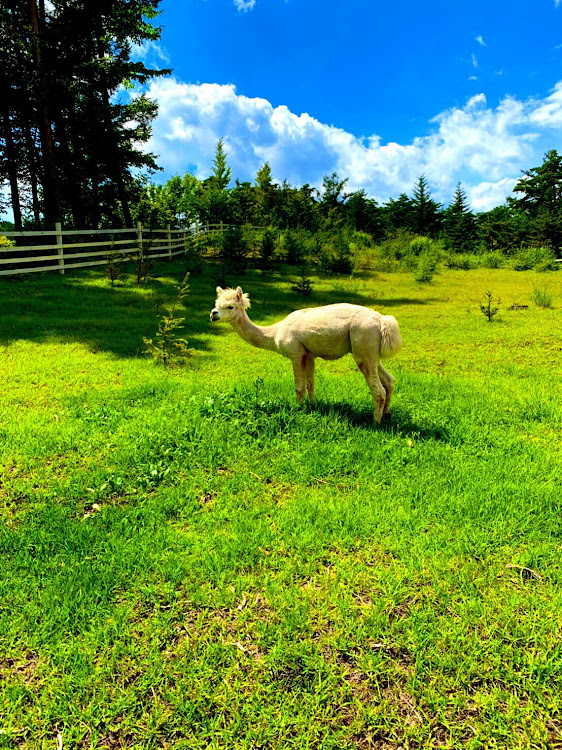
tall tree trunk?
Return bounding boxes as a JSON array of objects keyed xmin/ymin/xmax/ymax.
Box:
[
  {"xmin": 55, "ymin": 108, "xmax": 86, "ymax": 228},
  {"xmin": 23, "ymin": 117, "xmax": 42, "ymax": 226},
  {"xmin": 29, "ymin": 0, "xmax": 60, "ymax": 227},
  {"xmin": 1, "ymin": 106, "xmax": 23, "ymax": 231}
]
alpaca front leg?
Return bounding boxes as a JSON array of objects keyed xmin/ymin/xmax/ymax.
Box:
[
  {"xmin": 305, "ymin": 356, "xmax": 316, "ymax": 403},
  {"xmin": 291, "ymin": 358, "xmax": 307, "ymax": 403}
]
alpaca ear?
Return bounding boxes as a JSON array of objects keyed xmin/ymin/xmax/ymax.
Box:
[
  {"xmin": 236, "ymin": 286, "xmax": 243, "ymax": 299},
  {"xmin": 216, "ymin": 286, "xmax": 224, "ymax": 296}
]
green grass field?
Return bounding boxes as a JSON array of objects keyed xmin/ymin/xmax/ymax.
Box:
[{"xmin": 1, "ymin": 262, "xmax": 561, "ymax": 749}]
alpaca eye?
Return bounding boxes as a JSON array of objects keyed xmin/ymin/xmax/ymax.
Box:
[{"xmin": 227, "ymin": 305, "xmax": 234, "ymax": 309}]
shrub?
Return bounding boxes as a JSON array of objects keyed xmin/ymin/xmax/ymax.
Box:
[
  {"xmin": 412, "ymin": 245, "xmax": 439, "ymax": 283},
  {"xmin": 409, "ymin": 236, "xmax": 434, "ymax": 256},
  {"xmin": 0, "ymin": 235, "xmax": 15, "ymax": 249},
  {"xmin": 377, "ymin": 229, "xmax": 417, "ymax": 261},
  {"xmin": 480, "ymin": 251, "xmax": 505, "ymax": 269},
  {"xmin": 292, "ymin": 263, "xmax": 313, "ymax": 297},
  {"xmin": 513, "ymin": 246, "xmax": 558, "ymax": 272}
]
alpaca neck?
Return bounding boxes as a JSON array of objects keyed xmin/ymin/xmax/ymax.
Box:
[{"xmin": 231, "ymin": 310, "xmax": 277, "ymax": 351}]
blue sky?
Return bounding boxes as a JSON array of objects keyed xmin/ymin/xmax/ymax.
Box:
[{"xmin": 136, "ymin": 0, "xmax": 561, "ymax": 209}]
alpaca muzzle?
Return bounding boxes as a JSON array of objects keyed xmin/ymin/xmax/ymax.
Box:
[{"xmin": 210, "ymin": 308, "xmax": 220, "ymax": 322}]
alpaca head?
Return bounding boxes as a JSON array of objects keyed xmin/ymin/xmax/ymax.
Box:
[{"xmin": 210, "ymin": 286, "xmax": 251, "ymax": 322}]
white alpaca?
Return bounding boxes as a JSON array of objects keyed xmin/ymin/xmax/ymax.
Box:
[{"xmin": 210, "ymin": 286, "xmax": 402, "ymax": 423}]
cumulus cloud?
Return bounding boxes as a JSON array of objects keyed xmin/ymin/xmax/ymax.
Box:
[{"xmin": 137, "ymin": 77, "xmax": 562, "ymax": 210}]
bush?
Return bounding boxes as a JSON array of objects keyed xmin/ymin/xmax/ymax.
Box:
[
  {"xmin": 480, "ymin": 251, "xmax": 505, "ymax": 269},
  {"xmin": 445, "ymin": 253, "xmax": 479, "ymax": 270},
  {"xmin": 377, "ymin": 229, "xmax": 418, "ymax": 261},
  {"xmin": 513, "ymin": 246, "xmax": 558, "ymax": 272},
  {"xmin": 330, "ymin": 234, "xmax": 354, "ymax": 274},
  {"xmin": 412, "ymin": 245, "xmax": 439, "ymax": 283},
  {"xmin": 409, "ymin": 236, "xmax": 435, "ymax": 256},
  {"xmin": 0, "ymin": 235, "xmax": 15, "ymax": 249}
]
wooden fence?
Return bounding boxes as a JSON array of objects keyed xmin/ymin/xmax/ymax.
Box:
[{"xmin": 0, "ymin": 222, "xmax": 234, "ymax": 277}]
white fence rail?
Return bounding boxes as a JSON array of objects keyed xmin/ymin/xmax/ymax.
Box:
[{"xmin": 0, "ymin": 222, "xmax": 231, "ymax": 277}]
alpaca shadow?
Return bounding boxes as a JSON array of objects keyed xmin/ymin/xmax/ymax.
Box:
[{"xmin": 312, "ymin": 401, "xmax": 452, "ymax": 442}]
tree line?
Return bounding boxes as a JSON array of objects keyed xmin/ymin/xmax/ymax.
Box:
[
  {"xmin": 133, "ymin": 143, "xmax": 562, "ymax": 257},
  {"xmin": 1, "ymin": 1, "xmax": 561, "ymax": 259}
]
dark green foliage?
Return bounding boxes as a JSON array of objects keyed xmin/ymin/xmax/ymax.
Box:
[
  {"xmin": 510, "ymin": 150, "xmax": 562, "ymax": 252},
  {"xmin": 1, "ymin": 0, "xmax": 169, "ymax": 229},
  {"xmin": 444, "ymin": 183, "xmax": 478, "ymax": 253},
  {"xmin": 218, "ymin": 225, "xmax": 249, "ymax": 284},
  {"xmin": 411, "ymin": 238, "xmax": 439, "ymax": 283},
  {"xmin": 330, "ymin": 233, "xmax": 354, "ymax": 274},
  {"xmin": 411, "ymin": 175, "xmax": 442, "ymax": 236},
  {"xmin": 259, "ymin": 229, "xmax": 277, "ymax": 273},
  {"xmin": 480, "ymin": 290, "xmax": 500, "ymax": 322},
  {"xmin": 284, "ymin": 229, "xmax": 303, "ymax": 265}
]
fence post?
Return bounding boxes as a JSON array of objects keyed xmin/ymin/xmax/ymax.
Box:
[
  {"xmin": 136, "ymin": 221, "xmax": 143, "ymax": 252},
  {"xmin": 56, "ymin": 222, "xmax": 64, "ymax": 275},
  {"xmin": 167, "ymin": 224, "xmax": 172, "ymax": 261}
]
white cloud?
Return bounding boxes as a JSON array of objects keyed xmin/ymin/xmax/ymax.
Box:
[
  {"xmin": 475, "ymin": 35, "xmax": 486, "ymax": 46},
  {"xmin": 130, "ymin": 41, "xmax": 171, "ymax": 66},
  {"xmin": 471, "ymin": 53, "xmax": 479, "ymax": 69},
  {"xmin": 137, "ymin": 77, "xmax": 562, "ymax": 210},
  {"xmin": 467, "ymin": 178, "xmax": 519, "ymax": 212},
  {"xmin": 234, "ymin": 0, "xmax": 256, "ymax": 10}
]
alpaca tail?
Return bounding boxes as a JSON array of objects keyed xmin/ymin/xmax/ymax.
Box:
[{"xmin": 380, "ymin": 315, "xmax": 402, "ymax": 359}]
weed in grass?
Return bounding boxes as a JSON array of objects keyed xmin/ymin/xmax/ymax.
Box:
[{"xmin": 530, "ymin": 285, "xmax": 554, "ymax": 308}]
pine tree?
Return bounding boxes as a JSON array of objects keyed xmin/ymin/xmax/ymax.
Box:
[
  {"xmin": 210, "ymin": 138, "xmax": 232, "ymax": 191},
  {"xmin": 509, "ymin": 150, "xmax": 562, "ymax": 252},
  {"xmin": 292, "ymin": 262, "xmax": 313, "ymax": 297},
  {"xmin": 444, "ymin": 183, "xmax": 477, "ymax": 253},
  {"xmin": 411, "ymin": 175, "xmax": 442, "ymax": 236}
]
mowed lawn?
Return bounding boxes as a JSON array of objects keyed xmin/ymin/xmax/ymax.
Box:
[{"xmin": 1, "ymin": 262, "xmax": 561, "ymax": 749}]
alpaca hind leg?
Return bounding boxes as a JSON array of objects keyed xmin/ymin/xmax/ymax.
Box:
[
  {"xmin": 378, "ymin": 364, "xmax": 395, "ymax": 416},
  {"xmin": 356, "ymin": 360, "xmax": 386, "ymax": 424},
  {"xmin": 305, "ymin": 356, "xmax": 316, "ymax": 403},
  {"xmin": 291, "ymin": 358, "xmax": 307, "ymax": 403}
]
